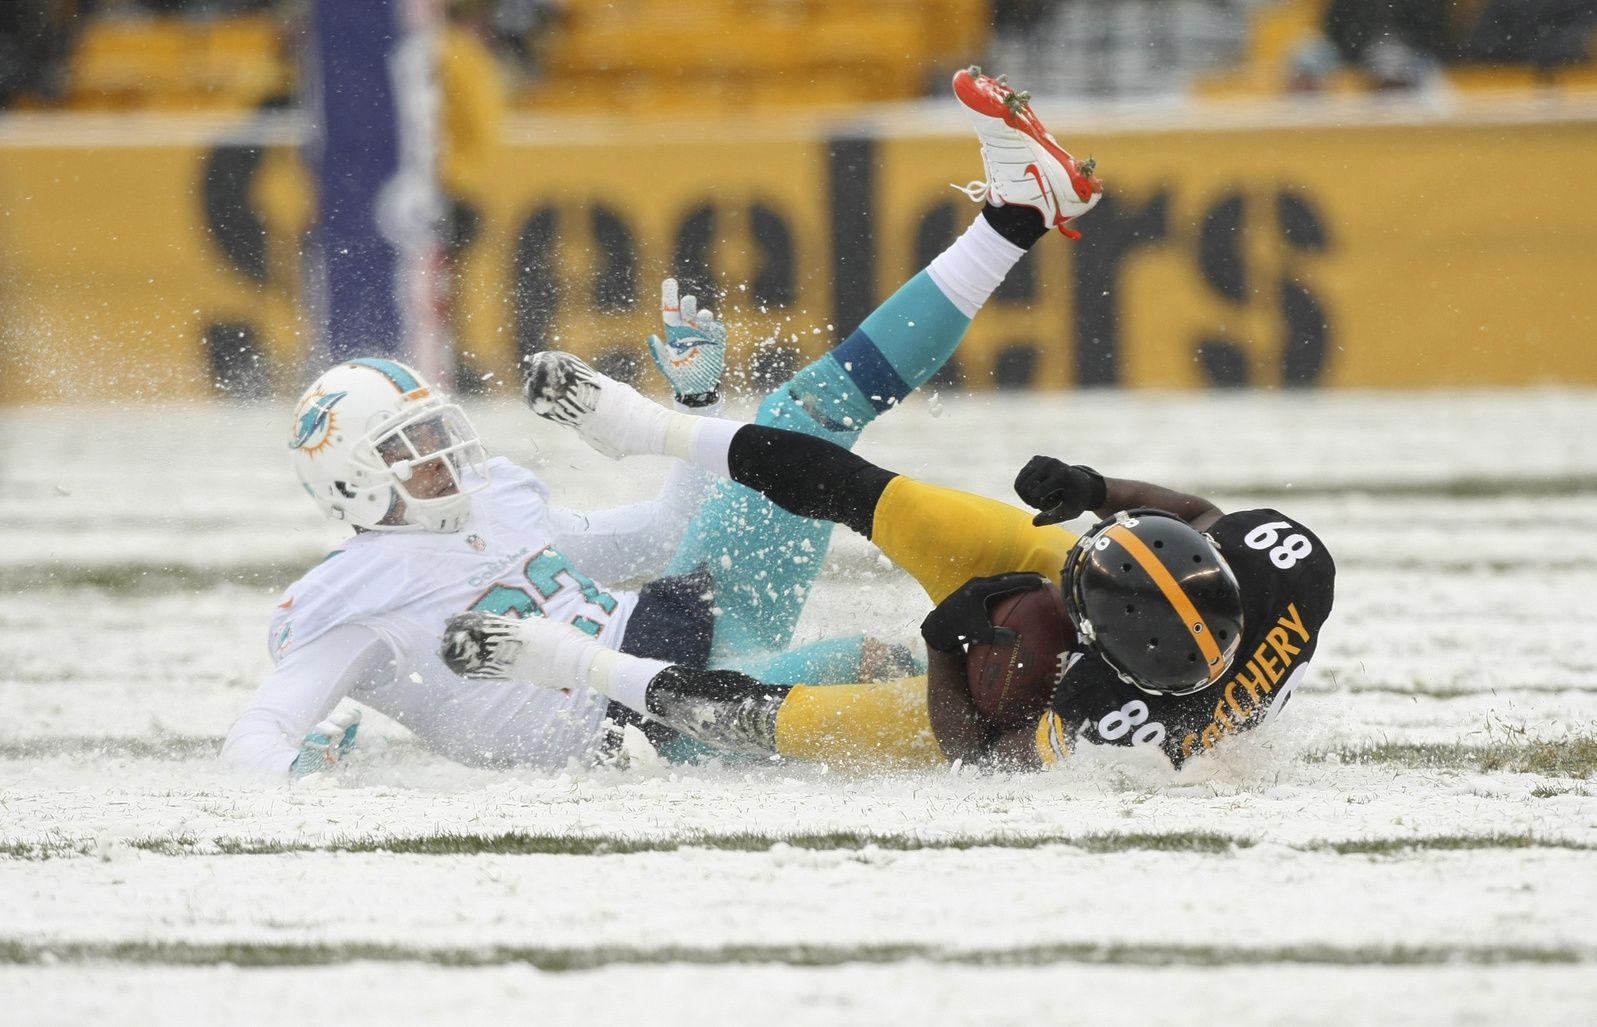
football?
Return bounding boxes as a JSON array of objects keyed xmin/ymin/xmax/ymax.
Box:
[{"xmin": 966, "ymin": 583, "xmax": 1075, "ymax": 727}]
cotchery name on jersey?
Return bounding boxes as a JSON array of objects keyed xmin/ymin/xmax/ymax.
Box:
[
  {"xmin": 223, "ymin": 457, "xmax": 703, "ymax": 775},
  {"xmin": 1037, "ymin": 508, "xmax": 1336, "ymax": 768}
]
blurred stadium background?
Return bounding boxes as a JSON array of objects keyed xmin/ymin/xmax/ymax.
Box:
[
  {"xmin": 5, "ymin": 6, "xmax": 1597, "ymax": 1021},
  {"xmin": 1, "ymin": 0, "xmax": 1594, "ymax": 403}
]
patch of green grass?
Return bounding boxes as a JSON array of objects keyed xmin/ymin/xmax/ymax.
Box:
[
  {"xmin": 212, "ymin": 829, "xmax": 1252, "ymax": 858},
  {"xmin": 0, "ymin": 938, "xmax": 1582, "ymax": 970},
  {"xmin": 1314, "ymin": 738, "xmax": 1597, "ymax": 779},
  {"xmin": 1, "ymin": 829, "xmax": 1256, "ymax": 862},
  {"xmin": 1220, "ymin": 475, "xmax": 1597, "ymax": 501},
  {"xmin": 1328, "ymin": 833, "xmax": 1593, "ymax": 855},
  {"xmin": 1531, "ymin": 785, "xmax": 1589, "ymax": 799},
  {"xmin": 1, "ymin": 562, "xmax": 303, "ymax": 596},
  {"xmin": 0, "ymin": 834, "xmax": 205, "ymax": 860},
  {"xmin": 0, "ymin": 738, "xmax": 221, "ymax": 761},
  {"xmin": 122, "ymin": 835, "xmax": 200, "ymax": 856},
  {"xmin": 1072, "ymin": 831, "xmax": 1248, "ymax": 854},
  {"xmin": 11, "ymin": 827, "xmax": 1584, "ymax": 865},
  {"xmin": 1494, "ymin": 737, "xmax": 1597, "ymax": 777},
  {"xmin": 0, "ymin": 841, "xmax": 71, "ymax": 860}
]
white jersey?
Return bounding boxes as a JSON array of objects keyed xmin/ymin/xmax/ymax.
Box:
[{"xmin": 222, "ymin": 457, "xmax": 706, "ymax": 776}]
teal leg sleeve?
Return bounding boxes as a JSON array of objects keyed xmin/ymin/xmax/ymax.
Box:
[
  {"xmin": 662, "ymin": 380, "xmax": 856, "ymax": 659},
  {"xmin": 849, "ymin": 270, "xmax": 972, "ymax": 397},
  {"xmin": 667, "ymin": 270, "xmax": 972, "ymax": 658},
  {"xmin": 724, "ymin": 634, "xmax": 926, "ymax": 685},
  {"xmin": 722, "ymin": 635, "xmax": 872, "ymax": 686}
]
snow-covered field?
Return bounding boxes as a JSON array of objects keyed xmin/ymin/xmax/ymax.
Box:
[{"xmin": 3, "ymin": 388, "xmax": 1595, "ymax": 1025}]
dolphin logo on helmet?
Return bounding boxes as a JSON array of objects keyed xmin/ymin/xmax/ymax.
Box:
[{"xmin": 290, "ymin": 389, "xmax": 348, "ymax": 454}]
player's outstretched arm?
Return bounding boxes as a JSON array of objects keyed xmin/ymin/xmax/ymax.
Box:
[
  {"xmin": 221, "ymin": 625, "xmax": 390, "ymax": 779},
  {"xmin": 537, "ymin": 284, "xmax": 730, "ymax": 583},
  {"xmin": 525, "ymin": 351, "xmax": 899, "ymax": 537},
  {"xmin": 224, "ymin": 697, "xmax": 362, "ymax": 779},
  {"xmin": 441, "ymin": 576, "xmax": 1063, "ymax": 770},
  {"xmin": 441, "ymin": 612, "xmax": 787, "ymax": 756},
  {"xmin": 442, "ymin": 608, "xmax": 967, "ymax": 770},
  {"xmin": 545, "ymin": 457, "xmax": 715, "ymax": 586}
]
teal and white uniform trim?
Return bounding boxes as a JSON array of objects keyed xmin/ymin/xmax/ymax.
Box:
[{"xmin": 347, "ymin": 356, "xmax": 425, "ymax": 393}]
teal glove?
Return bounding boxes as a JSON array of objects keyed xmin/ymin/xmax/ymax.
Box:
[
  {"xmin": 647, "ymin": 278, "xmax": 726, "ymax": 406},
  {"xmin": 289, "ymin": 707, "xmax": 361, "ymax": 778}
]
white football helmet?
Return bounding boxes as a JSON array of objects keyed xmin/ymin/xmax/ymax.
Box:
[{"xmin": 288, "ymin": 357, "xmax": 490, "ymax": 533}]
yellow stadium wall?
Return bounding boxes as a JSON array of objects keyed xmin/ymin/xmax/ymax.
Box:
[{"xmin": 2, "ymin": 114, "xmax": 1594, "ymax": 402}]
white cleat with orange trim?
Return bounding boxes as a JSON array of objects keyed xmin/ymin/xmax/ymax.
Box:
[{"xmin": 952, "ymin": 66, "xmax": 1104, "ymax": 239}]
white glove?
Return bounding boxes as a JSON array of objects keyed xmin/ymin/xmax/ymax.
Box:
[
  {"xmin": 440, "ymin": 611, "xmax": 619, "ymax": 696},
  {"xmin": 439, "ymin": 611, "xmax": 524, "ymax": 680},
  {"xmin": 288, "ymin": 706, "xmax": 361, "ymax": 778},
  {"xmin": 647, "ymin": 278, "xmax": 726, "ymax": 405}
]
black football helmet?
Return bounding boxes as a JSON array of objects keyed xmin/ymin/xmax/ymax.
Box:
[{"xmin": 1061, "ymin": 509, "xmax": 1244, "ymax": 696}]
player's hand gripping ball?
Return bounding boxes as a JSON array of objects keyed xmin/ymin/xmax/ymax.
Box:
[
  {"xmin": 964, "ymin": 582, "xmax": 1075, "ymax": 727},
  {"xmin": 920, "ymin": 572, "xmax": 1045, "ymax": 652}
]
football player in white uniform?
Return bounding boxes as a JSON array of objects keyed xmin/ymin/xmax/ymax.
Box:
[
  {"xmin": 222, "ymin": 353, "xmax": 724, "ymax": 775},
  {"xmin": 222, "ymin": 66, "xmax": 1103, "ymax": 778}
]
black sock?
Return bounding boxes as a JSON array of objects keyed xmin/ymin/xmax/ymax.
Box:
[
  {"xmin": 729, "ymin": 425, "xmax": 897, "ymax": 538},
  {"xmin": 981, "ymin": 203, "xmax": 1049, "ymax": 248}
]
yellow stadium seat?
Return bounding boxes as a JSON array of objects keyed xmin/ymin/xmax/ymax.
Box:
[
  {"xmin": 65, "ymin": 14, "xmax": 288, "ymax": 112},
  {"xmin": 67, "ymin": 18, "xmax": 188, "ymax": 107},
  {"xmin": 525, "ymin": 0, "xmax": 978, "ymax": 113}
]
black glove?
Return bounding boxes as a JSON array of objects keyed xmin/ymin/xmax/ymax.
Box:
[
  {"xmin": 920, "ymin": 572, "xmax": 1050, "ymax": 653},
  {"xmin": 1014, "ymin": 455, "xmax": 1107, "ymax": 526}
]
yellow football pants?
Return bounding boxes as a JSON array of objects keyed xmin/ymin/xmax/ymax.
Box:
[{"xmin": 772, "ymin": 476, "xmax": 1076, "ymax": 768}]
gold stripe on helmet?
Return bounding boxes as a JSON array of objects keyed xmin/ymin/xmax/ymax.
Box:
[{"xmin": 1105, "ymin": 524, "xmax": 1226, "ymax": 682}]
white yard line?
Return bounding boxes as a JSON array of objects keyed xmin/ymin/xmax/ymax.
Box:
[
  {"xmin": 4, "ymin": 846, "xmax": 1595, "ymax": 955},
  {"xmin": 3, "ymin": 963, "xmax": 1595, "ymax": 1027}
]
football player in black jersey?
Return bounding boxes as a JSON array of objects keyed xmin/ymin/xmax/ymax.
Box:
[
  {"xmin": 947, "ymin": 457, "xmax": 1336, "ymax": 768},
  {"xmin": 445, "ymin": 354, "xmax": 1337, "ymax": 771}
]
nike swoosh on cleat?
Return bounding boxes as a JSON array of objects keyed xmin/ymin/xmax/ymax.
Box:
[{"xmin": 1024, "ymin": 163, "xmax": 1063, "ymax": 226}]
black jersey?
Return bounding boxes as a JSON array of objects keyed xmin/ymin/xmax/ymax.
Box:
[{"xmin": 1036, "ymin": 508, "xmax": 1336, "ymax": 768}]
